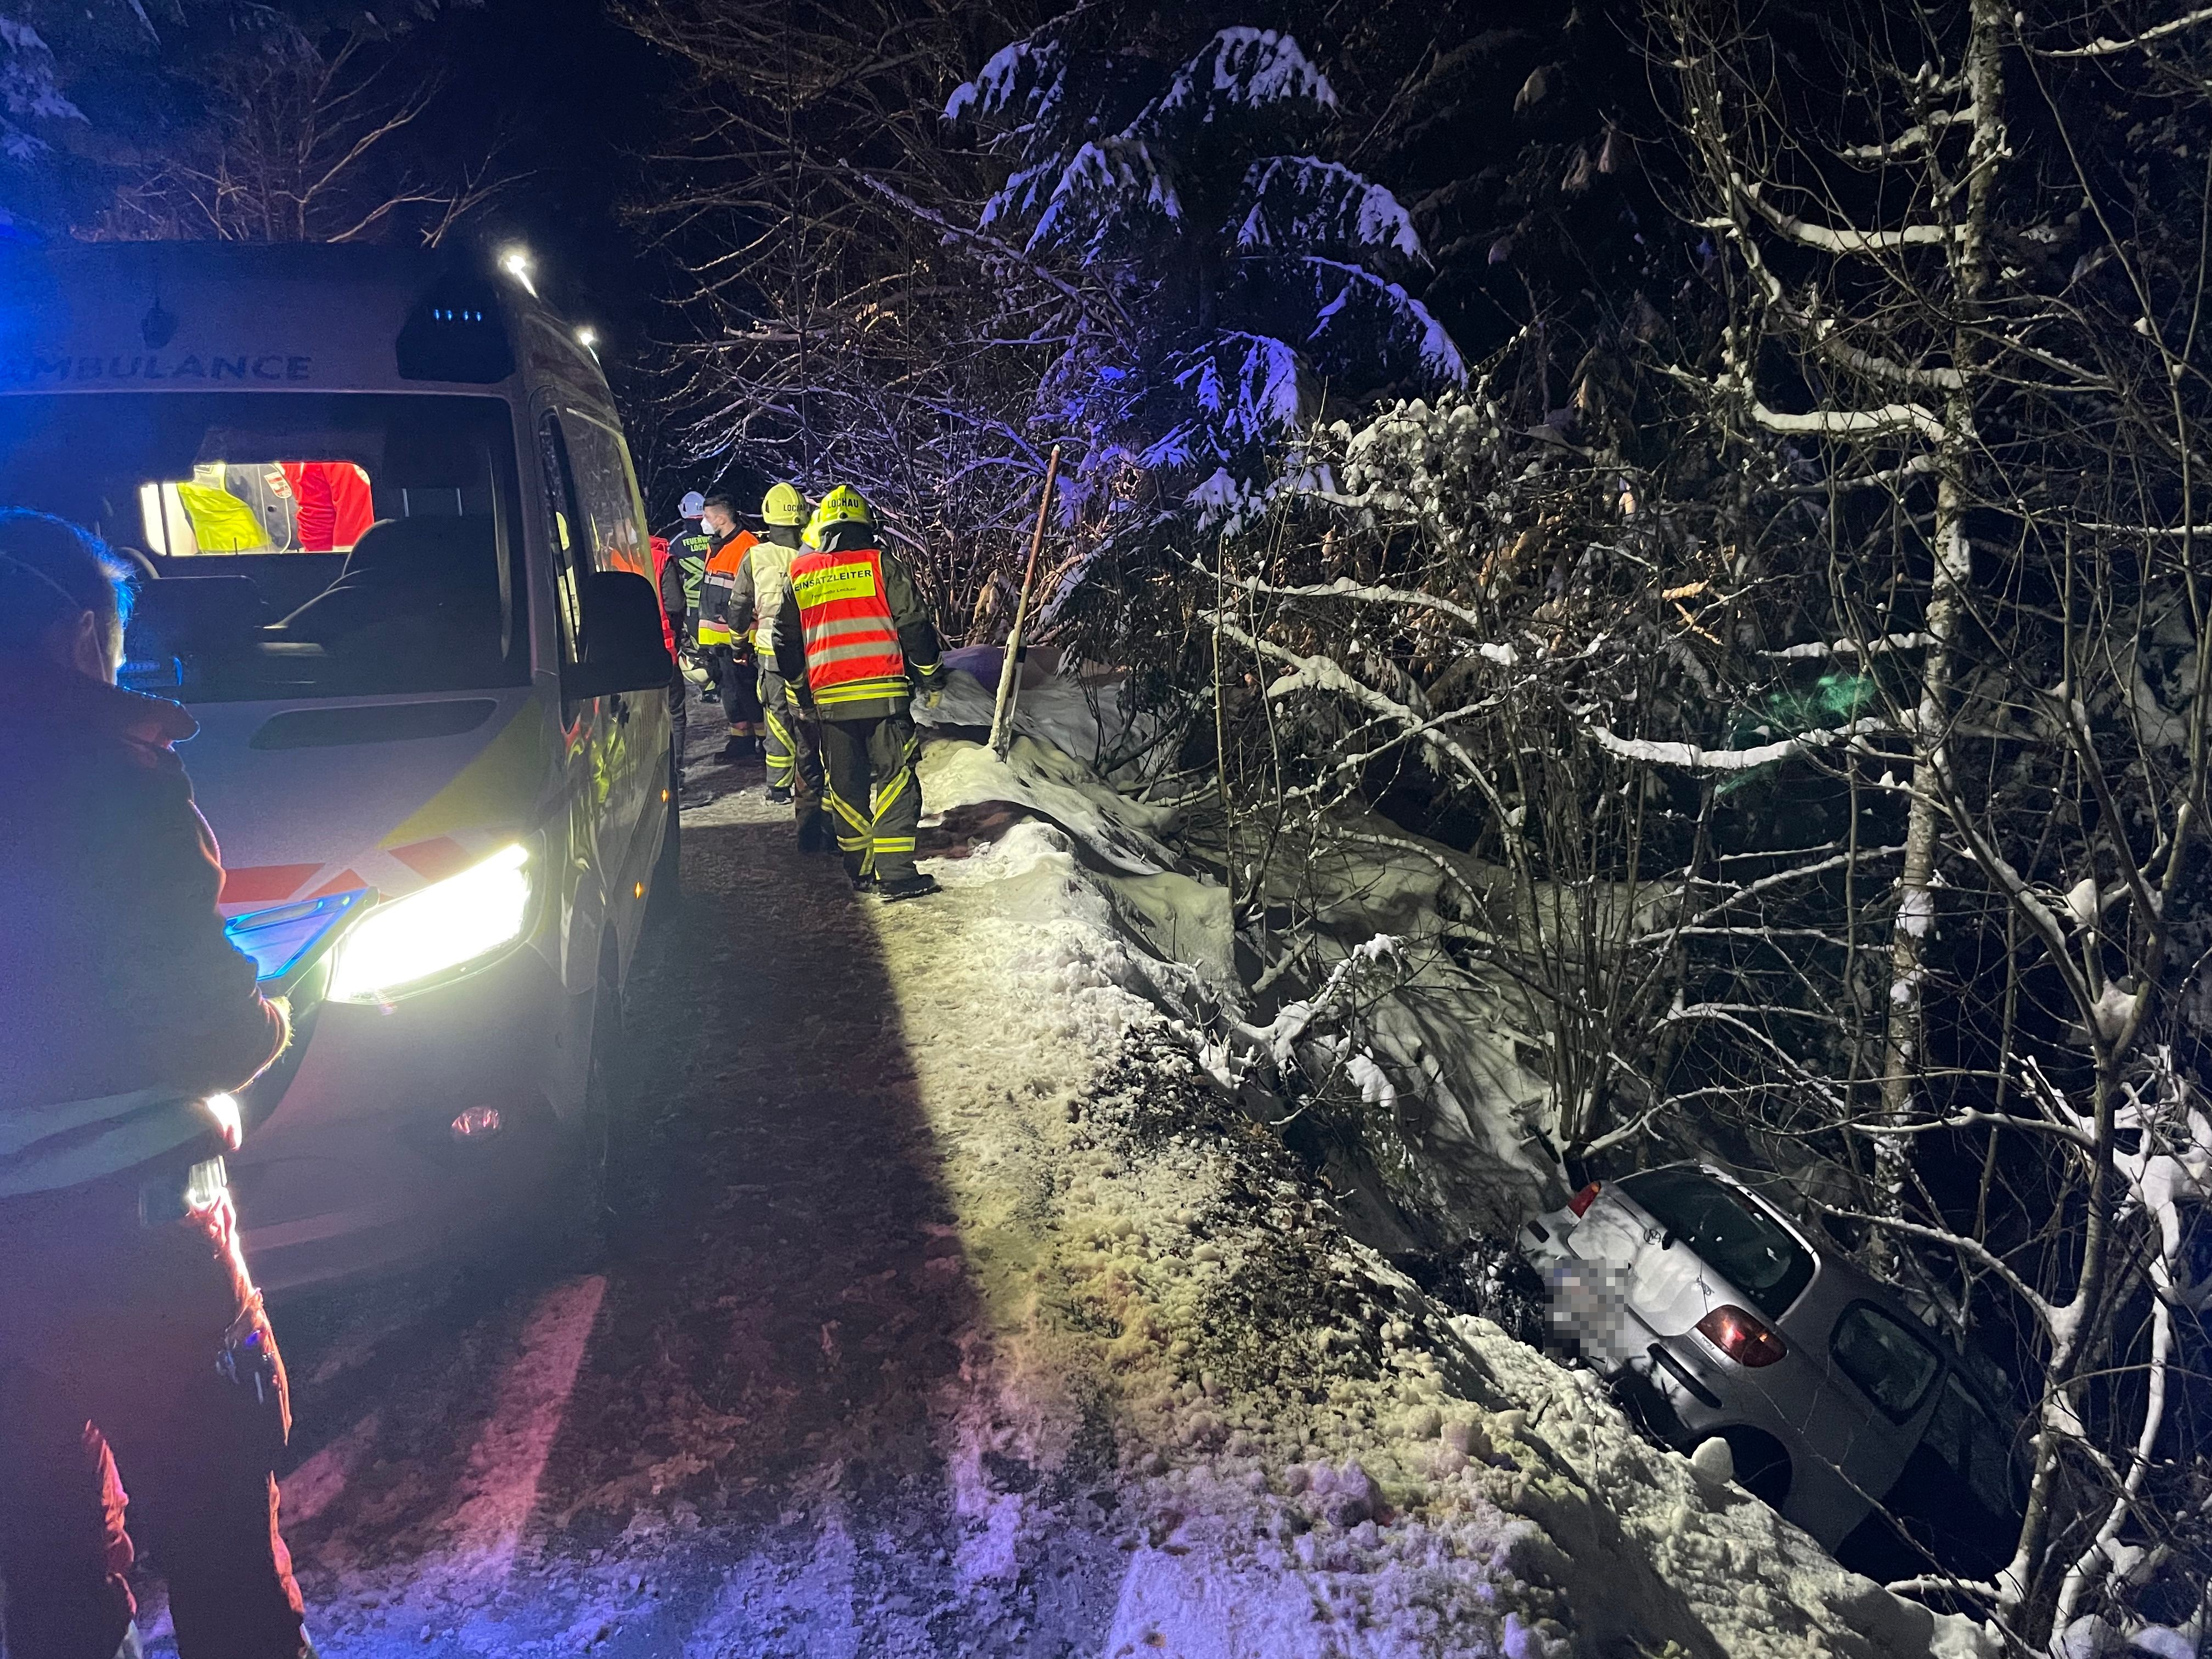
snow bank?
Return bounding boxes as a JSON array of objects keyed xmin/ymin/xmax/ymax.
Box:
[
  {"xmin": 916, "ymin": 663, "xmax": 1170, "ymax": 780},
  {"xmin": 922, "ymin": 732, "xmax": 1181, "ymax": 877},
  {"xmin": 922, "ymin": 696, "xmax": 1554, "ymax": 1246},
  {"xmin": 877, "ymin": 739, "xmax": 2001, "ymax": 1659},
  {"xmin": 1250, "ymin": 809, "xmax": 1558, "ymax": 1238}
]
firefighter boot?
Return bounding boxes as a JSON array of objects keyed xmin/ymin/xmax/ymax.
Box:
[{"xmin": 876, "ymin": 872, "xmax": 940, "ymax": 902}]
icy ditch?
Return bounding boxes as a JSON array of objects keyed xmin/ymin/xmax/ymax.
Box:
[
  {"xmin": 929, "ymin": 646, "xmax": 1176, "ymax": 786},
  {"xmin": 1227, "ymin": 806, "xmax": 1560, "ymax": 1250},
  {"xmin": 882, "ymin": 728, "xmax": 2002, "ymax": 1659}
]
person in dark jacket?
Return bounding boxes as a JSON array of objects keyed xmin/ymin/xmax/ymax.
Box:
[
  {"xmin": 771, "ymin": 486, "xmax": 945, "ymax": 900},
  {"xmin": 0, "ymin": 512, "xmax": 312, "ymax": 1659},
  {"xmin": 658, "ymin": 492, "xmax": 714, "ymax": 808}
]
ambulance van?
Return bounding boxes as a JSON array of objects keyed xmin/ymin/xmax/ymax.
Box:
[{"xmin": 0, "ymin": 242, "xmax": 678, "ymax": 1291}]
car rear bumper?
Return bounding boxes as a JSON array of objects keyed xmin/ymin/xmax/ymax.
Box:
[
  {"xmin": 232, "ymin": 943, "xmax": 579, "ymax": 1295},
  {"xmin": 1611, "ymin": 1336, "xmax": 1731, "ymax": 1441},
  {"xmin": 1530, "ymin": 1248, "xmax": 1747, "ymax": 1446}
]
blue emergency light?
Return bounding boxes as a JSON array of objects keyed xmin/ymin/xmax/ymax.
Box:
[{"xmin": 225, "ymin": 889, "xmax": 366, "ymax": 981}]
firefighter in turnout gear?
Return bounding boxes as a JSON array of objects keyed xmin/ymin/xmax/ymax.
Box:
[
  {"xmin": 662, "ymin": 493, "xmax": 715, "ymax": 703},
  {"xmin": 727, "ymin": 482, "xmax": 827, "ymax": 847},
  {"xmin": 694, "ymin": 495, "xmax": 763, "ymax": 761},
  {"xmin": 771, "ymin": 485, "xmax": 945, "ymax": 899}
]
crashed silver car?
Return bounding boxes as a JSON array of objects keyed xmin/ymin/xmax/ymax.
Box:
[{"xmin": 1521, "ymin": 1162, "xmax": 2024, "ymax": 1582}]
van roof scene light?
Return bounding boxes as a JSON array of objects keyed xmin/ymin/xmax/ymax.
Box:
[{"xmin": 498, "ymin": 246, "xmax": 537, "ymax": 298}]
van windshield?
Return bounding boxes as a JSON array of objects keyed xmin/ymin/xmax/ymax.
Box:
[
  {"xmin": 0, "ymin": 393, "xmax": 528, "ymax": 703},
  {"xmin": 1617, "ymin": 1167, "xmax": 1816, "ymax": 1318}
]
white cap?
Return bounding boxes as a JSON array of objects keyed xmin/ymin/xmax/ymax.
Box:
[{"xmin": 679, "ymin": 490, "xmax": 707, "ymax": 518}]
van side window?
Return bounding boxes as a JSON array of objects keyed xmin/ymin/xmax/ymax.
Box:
[
  {"xmin": 536, "ymin": 412, "xmax": 587, "ymax": 664},
  {"xmin": 1831, "ymin": 1301, "xmax": 1941, "ymax": 1423},
  {"xmin": 561, "ymin": 413, "xmax": 650, "ymax": 577}
]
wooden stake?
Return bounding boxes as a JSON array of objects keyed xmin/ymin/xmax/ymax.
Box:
[{"xmin": 990, "ymin": 445, "xmax": 1061, "ymax": 758}]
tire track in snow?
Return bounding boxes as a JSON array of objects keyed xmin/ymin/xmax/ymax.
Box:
[{"xmin": 431, "ymin": 1273, "xmax": 607, "ymax": 1581}]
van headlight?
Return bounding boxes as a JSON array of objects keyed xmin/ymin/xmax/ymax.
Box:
[{"xmin": 327, "ymin": 844, "xmax": 532, "ymax": 1003}]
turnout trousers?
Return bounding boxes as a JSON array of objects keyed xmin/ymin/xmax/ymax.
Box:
[
  {"xmin": 758, "ymin": 668, "xmax": 823, "ymax": 810},
  {"xmin": 0, "ymin": 1146, "xmax": 308, "ymax": 1659},
  {"xmin": 817, "ymin": 709, "xmax": 922, "ymax": 883},
  {"xmin": 708, "ymin": 646, "xmax": 763, "ymax": 737}
]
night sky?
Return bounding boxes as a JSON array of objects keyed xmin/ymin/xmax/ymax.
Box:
[{"xmin": 425, "ymin": 0, "xmax": 678, "ymax": 428}]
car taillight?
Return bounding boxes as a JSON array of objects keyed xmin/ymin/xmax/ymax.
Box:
[
  {"xmin": 1695, "ymin": 1305, "xmax": 1787, "ymax": 1367},
  {"xmin": 1568, "ymin": 1181, "xmax": 1602, "ymax": 1218}
]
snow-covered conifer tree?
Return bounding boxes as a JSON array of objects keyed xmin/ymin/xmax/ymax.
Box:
[{"xmin": 946, "ymin": 21, "xmax": 1463, "ymax": 535}]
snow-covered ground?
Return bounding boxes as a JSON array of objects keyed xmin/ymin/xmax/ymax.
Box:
[
  {"xmin": 132, "ymin": 700, "xmax": 1997, "ymax": 1657},
  {"xmin": 899, "ymin": 718, "xmax": 2003, "ymax": 1659}
]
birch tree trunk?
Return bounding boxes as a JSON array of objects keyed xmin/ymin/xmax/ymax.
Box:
[{"xmin": 1877, "ymin": 0, "xmax": 2007, "ymax": 1163}]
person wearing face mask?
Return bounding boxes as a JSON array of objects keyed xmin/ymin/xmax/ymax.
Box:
[
  {"xmin": 0, "ymin": 511, "xmax": 313, "ymax": 1659},
  {"xmin": 657, "ymin": 491, "xmax": 715, "ymax": 808},
  {"xmin": 693, "ymin": 493, "xmax": 764, "ymax": 762}
]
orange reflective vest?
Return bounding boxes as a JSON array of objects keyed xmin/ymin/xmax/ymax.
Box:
[
  {"xmin": 788, "ymin": 544, "xmax": 910, "ymax": 709},
  {"xmin": 696, "ymin": 529, "xmax": 757, "ymax": 647}
]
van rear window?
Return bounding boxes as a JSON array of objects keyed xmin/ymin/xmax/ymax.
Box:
[
  {"xmin": 1616, "ymin": 1167, "xmax": 1816, "ymax": 1318},
  {"xmin": 0, "ymin": 393, "xmax": 527, "ymax": 703}
]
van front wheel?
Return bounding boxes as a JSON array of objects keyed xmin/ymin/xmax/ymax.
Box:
[{"xmin": 549, "ymin": 953, "xmax": 622, "ymax": 1274}]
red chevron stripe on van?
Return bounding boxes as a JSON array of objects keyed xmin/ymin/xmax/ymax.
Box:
[{"xmin": 219, "ymin": 863, "xmax": 324, "ymax": 905}]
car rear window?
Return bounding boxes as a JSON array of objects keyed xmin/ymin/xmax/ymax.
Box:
[
  {"xmin": 1615, "ymin": 1167, "xmax": 1815, "ymax": 1318},
  {"xmin": 1831, "ymin": 1301, "xmax": 1942, "ymax": 1422}
]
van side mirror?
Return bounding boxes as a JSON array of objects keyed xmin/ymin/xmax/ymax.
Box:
[{"xmin": 562, "ymin": 569, "xmax": 673, "ymax": 701}]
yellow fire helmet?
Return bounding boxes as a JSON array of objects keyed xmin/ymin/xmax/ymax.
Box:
[
  {"xmin": 799, "ymin": 511, "xmax": 821, "ymax": 551},
  {"xmin": 762, "ymin": 481, "xmax": 806, "ymax": 526},
  {"xmin": 814, "ymin": 483, "xmax": 873, "ymax": 529}
]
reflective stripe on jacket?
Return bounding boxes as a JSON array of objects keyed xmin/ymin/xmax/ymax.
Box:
[
  {"xmin": 696, "ymin": 529, "xmax": 757, "ymax": 648},
  {"xmin": 0, "ymin": 651, "xmax": 287, "ymax": 1189},
  {"xmin": 737, "ymin": 539, "xmax": 798, "ymax": 652},
  {"xmin": 667, "ymin": 529, "xmax": 713, "ymax": 619},
  {"xmin": 789, "ymin": 545, "xmax": 911, "ymax": 709}
]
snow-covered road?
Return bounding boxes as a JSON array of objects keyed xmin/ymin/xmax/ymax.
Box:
[{"xmin": 131, "ymin": 725, "xmax": 1996, "ymax": 1659}]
